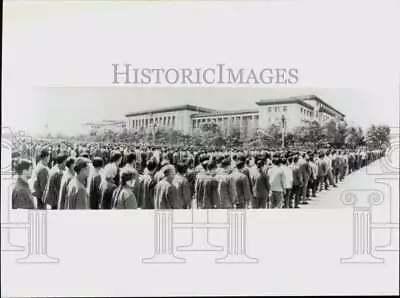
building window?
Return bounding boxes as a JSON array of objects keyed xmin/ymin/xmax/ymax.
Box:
[
  {"xmin": 268, "ymin": 107, "xmax": 272, "ymax": 112},
  {"xmin": 283, "ymin": 106, "xmax": 287, "ymax": 112},
  {"xmin": 275, "ymin": 107, "xmax": 278, "ymax": 112}
]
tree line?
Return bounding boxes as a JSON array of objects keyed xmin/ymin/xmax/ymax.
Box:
[{"xmin": 48, "ymin": 120, "xmax": 391, "ymax": 151}]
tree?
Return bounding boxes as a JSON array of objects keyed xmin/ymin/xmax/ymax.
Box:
[
  {"xmin": 284, "ymin": 131, "xmax": 296, "ymax": 147},
  {"xmin": 291, "ymin": 120, "xmax": 325, "ymax": 147},
  {"xmin": 366, "ymin": 125, "xmax": 391, "ymax": 149},
  {"xmin": 265, "ymin": 123, "xmax": 282, "ymax": 148},
  {"xmin": 322, "ymin": 119, "xmax": 348, "ymax": 148},
  {"xmin": 248, "ymin": 128, "xmax": 272, "ymax": 148},
  {"xmin": 200, "ymin": 122, "xmax": 220, "ymax": 134},
  {"xmin": 345, "ymin": 126, "xmax": 365, "ymax": 148}
]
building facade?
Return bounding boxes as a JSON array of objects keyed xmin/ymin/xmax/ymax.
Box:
[{"xmin": 123, "ymin": 95, "xmax": 345, "ymax": 136}]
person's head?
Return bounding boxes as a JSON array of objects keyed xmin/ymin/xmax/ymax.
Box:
[
  {"xmin": 236, "ymin": 161, "xmax": 245, "ymax": 170},
  {"xmin": 92, "ymin": 157, "xmax": 104, "ymax": 170},
  {"xmin": 199, "ymin": 155, "xmax": 209, "ymax": 164},
  {"xmin": 293, "ymin": 156, "xmax": 299, "ymax": 164},
  {"xmin": 65, "ymin": 157, "xmax": 76, "ymax": 172},
  {"xmin": 221, "ymin": 158, "xmax": 231, "ymax": 170},
  {"xmin": 55, "ymin": 154, "xmax": 68, "ymax": 170},
  {"xmin": 39, "ymin": 150, "xmax": 50, "ymax": 165},
  {"xmin": 74, "ymin": 157, "xmax": 90, "ymax": 180},
  {"xmin": 146, "ymin": 159, "xmax": 158, "ymax": 174},
  {"xmin": 256, "ymin": 159, "xmax": 265, "ymax": 169},
  {"xmin": 288, "ymin": 157, "xmax": 293, "ymax": 164},
  {"xmin": 15, "ymin": 159, "xmax": 33, "ymax": 180},
  {"xmin": 126, "ymin": 152, "xmax": 136, "ymax": 165},
  {"xmin": 120, "ymin": 169, "xmax": 136, "ymax": 188},
  {"xmin": 207, "ymin": 160, "xmax": 217, "ymax": 174},
  {"xmin": 163, "ymin": 165, "xmax": 176, "ymax": 182},
  {"xmin": 281, "ymin": 158, "xmax": 287, "ymax": 166},
  {"xmin": 187, "ymin": 158, "xmax": 194, "ymax": 169},
  {"xmin": 159, "ymin": 159, "xmax": 169, "ymax": 171},
  {"xmin": 272, "ymin": 158, "xmax": 280, "ymax": 166},
  {"xmin": 176, "ymin": 162, "xmax": 187, "ymax": 175},
  {"xmin": 110, "ymin": 152, "xmax": 122, "ymax": 166}
]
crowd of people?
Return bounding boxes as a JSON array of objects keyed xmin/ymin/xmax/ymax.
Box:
[{"xmin": 11, "ymin": 139, "xmax": 385, "ymax": 210}]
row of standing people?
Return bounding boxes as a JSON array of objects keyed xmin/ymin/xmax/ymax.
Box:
[{"xmin": 12, "ymin": 147, "xmax": 383, "ymax": 210}]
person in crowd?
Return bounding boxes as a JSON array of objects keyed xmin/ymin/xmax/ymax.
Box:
[
  {"xmin": 65, "ymin": 157, "xmax": 91, "ymax": 209},
  {"xmin": 292, "ymin": 156, "xmax": 303, "ymax": 209},
  {"xmin": 299, "ymin": 153, "xmax": 311, "ymax": 204},
  {"xmin": 251, "ymin": 159, "xmax": 269, "ymax": 209},
  {"xmin": 12, "ymin": 159, "xmax": 35, "ymax": 209},
  {"xmin": 100, "ymin": 163, "xmax": 118, "ymax": 209},
  {"xmin": 308, "ymin": 155, "xmax": 319, "ymax": 198},
  {"xmin": 121, "ymin": 152, "xmax": 140, "ymax": 201},
  {"xmin": 215, "ymin": 158, "xmax": 234, "ymax": 209},
  {"xmin": 43, "ymin": 154, "xmax": 68, "ymax": 209},
  {"xmin": 139, "ymin": 158, "xmax": 158, "ymax": 209},
  {"xmin": 88, "ymin": 157, "xmax": 104, "ymax": 209},
  {"xmin": 325, "ymin": 151, "xmax": 337, "ymax": 189},
  {"xmin": 32, "ymin": 149, "xmax": 50, "ymax": 209},
  {"xmin": 318, "ymin": 152, "xmax": 328, "ymax": 192},
  {"xmin": 154, "ymin": 165, "xmax": 178, "ymax": 209},
  {"xmin": 282, "ymin": 157, "xmax": 293, "ymax": 208},
  {"xmin": 339, "ymin": 151, "xmax": 348, "ymax": 182},
  {"xmin": 109, "ymin": 151, "xmax": 123, "ymax": 187},
  {"xmin": 229, "ymin": 160, "xmax": 253, "ymax": 209},
  {"xmin": 111, "ymin": 168, "xmax": 138, "ymax": 209},
  {"xmin": 58, "ymin": 157, "xmax": 76, "ymax": 209},
  {"xmin": 268, "ymin": 158, "xmax": 285, "ymax": 209},
  {"xmin": 173, "ymin": 162, "xmax": 192, "ymax": 209}
]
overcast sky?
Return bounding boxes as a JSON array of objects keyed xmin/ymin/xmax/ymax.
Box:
[
  {"xmin": 2, "ymin": 1, "xmax": 399, "ymax": 137},
  {"xmin": 4, "ymin": 87, "xmax": 398, "ymax": 136}
]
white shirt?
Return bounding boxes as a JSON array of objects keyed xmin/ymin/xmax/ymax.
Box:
[{"xmin": 282, "ymin": 165, "xmax": 293, "ymax": 189}]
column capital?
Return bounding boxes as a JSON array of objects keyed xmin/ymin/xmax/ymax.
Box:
[{"xmin": 341, "ymin": 189, "xmax": 384, "ymax": 208}]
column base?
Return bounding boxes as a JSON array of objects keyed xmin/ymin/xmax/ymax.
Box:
[
  {"xmin": 17, "ymin": 254, "xmax": 59, "ymax": 264},
  {"xmin": 375, "ymin": 233, "xmax": 399, "ymax": 252},
  {"xmin": 142, "ymin": 254, "xmax": 186, "ymax": 264},
  {"xmin": 215, "ymin": 254, "xmax": 258, "ymax": 264},
  {"xmin": 176, "ymin": 229, "xmax": 224, "ymax": 252},
  {"xmin": 340, "ymin": 255, "xmax": 384, "ymax": 264},
  {"xmin": 1, "ymin": 230, "xmax": 24, "ymax": 252}
]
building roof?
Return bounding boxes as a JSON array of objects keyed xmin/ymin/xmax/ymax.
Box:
[
  {"xmin": 256, "ymin": 97, "xmax": 315, "ymax": 110},
  {"xmin": 84, "ymin": 120, "xmax": 126, "ymax": 126},
  {"xmin": 192, "ymin": 108, "xmax": 259, "ymax": 118},
  {"xmin": 125, "ymin": 105, "xmax": 216, "ymax": 117},
  {"xmin": 303, "ymin": 95, "xmax": 345, "ymax": 117},
  {"xmin": 319, "ymin": 105, "xmax": 345, "ymax": 118}
]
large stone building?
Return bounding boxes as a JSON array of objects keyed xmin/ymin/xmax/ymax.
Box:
[{"xmin": 124, "ymin": 95, "xmax": 345, "ymax": 136}]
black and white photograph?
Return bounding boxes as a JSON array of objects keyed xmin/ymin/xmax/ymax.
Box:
[{"xmin": 9, "ymin": 88, "xmax": 390, "ymax": 211}]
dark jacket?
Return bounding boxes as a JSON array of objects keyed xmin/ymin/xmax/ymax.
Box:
[{"xmin": 12, "ymin": 178, "xmax": 35, "ymax": 209}]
